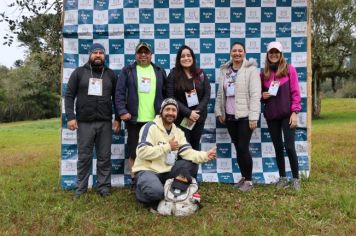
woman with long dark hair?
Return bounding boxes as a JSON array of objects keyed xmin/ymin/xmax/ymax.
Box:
[
  {"xmin": 166, "ymin": 45, "xmax": 211, "ymax": 152},
  {"xmin": 261, "ymin": 41, "xmax": 302, "ymax": 191}
]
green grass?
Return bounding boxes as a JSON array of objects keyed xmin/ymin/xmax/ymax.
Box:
[{"xmin": 0, "ymin": 99, "xmax": 355, "ymax": 235}]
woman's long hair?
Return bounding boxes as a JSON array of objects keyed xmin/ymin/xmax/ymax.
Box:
[
  {"xmin": 263, "ymin": 52, "xmax": 289, "ymax": 79},
  {"xmin": 172, "ymin": 45, "xmax": 199, "ymax": 91}
]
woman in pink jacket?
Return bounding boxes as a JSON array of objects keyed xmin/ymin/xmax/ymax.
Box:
[{"xmin": 261, "ymin": 41, "xmax": 302, "ymax": 191}]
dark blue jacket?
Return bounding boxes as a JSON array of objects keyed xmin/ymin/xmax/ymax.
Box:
[{"xmin": 115, "ymin": 62, "xmax": 167, "ymax": 124}]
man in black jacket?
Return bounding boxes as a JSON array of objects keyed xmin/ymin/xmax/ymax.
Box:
[{"xmin": 65, "ymin": 43, "xmax": 120, "ymax": 198}]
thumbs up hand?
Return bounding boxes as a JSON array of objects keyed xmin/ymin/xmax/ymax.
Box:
[{"xmin": 169, "ymin": 136, "xmax": 179, "ymax": 151}]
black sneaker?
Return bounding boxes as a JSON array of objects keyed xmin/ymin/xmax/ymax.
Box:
[{"xmin": 99, "ymin": 189, "xmax": 110, "ymax": 197}]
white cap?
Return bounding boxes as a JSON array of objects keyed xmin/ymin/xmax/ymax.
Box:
[{"xmin": 267, "ymin": 41, "xmax": 283, "ymax": 52}]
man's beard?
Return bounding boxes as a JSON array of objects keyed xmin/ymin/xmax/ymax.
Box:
[
  {"xmin": 90, "ymin": 58, "xmax": 104, "ymax": 71},
  {"xmin": 162, "ymin": 114, "xmax": 176, "ymax": 125}
]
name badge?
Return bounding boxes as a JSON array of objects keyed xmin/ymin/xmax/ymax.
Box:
[
  {"xmin": 165, "ymin": 152, "xmax": 177, "ymax": 166},
  {"xmin": 88, "ymin": 78, "xmax": 103, "ymax": 96},
  {"xmin": 226, "ymin": 83, "xmax": 235, "ymax": 97},
  {"xmin": 185, "ymin": 89, "xmax": 199, "ymax": 107},
  {"xmin": 268, "ymin": 80, "xmax": 280, "ymax": 96},
  {"xmin": 139, "ymin": 77, "xmax": 151, "ymax": 93}
]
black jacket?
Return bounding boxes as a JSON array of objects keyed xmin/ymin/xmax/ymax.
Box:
[
  {"xmin": 65, "ymin": 62, "xmax": 118, "ymax": 122},
  {"xmin": 166, "ymin": 68, "xmax": 211, "ymax": 124}
]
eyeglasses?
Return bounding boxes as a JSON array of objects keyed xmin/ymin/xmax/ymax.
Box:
[{"xmin": 136, "ymin": 50, "xmax": 151, "ymax": 55}]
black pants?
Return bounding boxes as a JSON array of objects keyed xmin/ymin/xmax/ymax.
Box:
[
  {"xmin": 178, "ymin": 121, "xmax": 205, "ymax": 151},
  {"xmin": 225, "ymin": 117, "xmax": 253, "ymax": 181},
  {"xmin": 127, "ymin": 122, "xmax": 146, "ymax": 160},
  {"xmin": 267, "ymin": 118, "xmax": 299, "ymax": 179}
]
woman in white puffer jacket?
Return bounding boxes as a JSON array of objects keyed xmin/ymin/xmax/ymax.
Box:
[{"xmin": 214, "ymin": 42, "xmax": 261, "ymax": 192}]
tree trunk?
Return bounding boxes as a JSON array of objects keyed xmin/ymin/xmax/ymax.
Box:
[{"xmin": 312, "ymin": 73, "xmax": 321, "ymax": 118}]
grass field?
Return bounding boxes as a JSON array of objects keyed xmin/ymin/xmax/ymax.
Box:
[{"xmin": 0, "ymin": 98, "xmax": 355, "ymax": 235}]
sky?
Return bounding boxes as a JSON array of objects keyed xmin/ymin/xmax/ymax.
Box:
[{"xmin": 0, "ymin": 1, "xmax": 27, "ymax": 68}]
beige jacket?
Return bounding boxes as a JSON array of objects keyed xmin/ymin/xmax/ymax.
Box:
[
  {"xmin": 214, "ymin": 58, "xmax": 261, "ymax": 121},
  {"xmin": 132, "ymin": 115, "xmax": 210, "ymax": 174}
]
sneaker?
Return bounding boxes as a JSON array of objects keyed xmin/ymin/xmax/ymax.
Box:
[
  {"xmin": 149, "ymin": 207, "xmax": 158, "ymax": 214},
  {"xmin": 234, "ymin": 177, "xmax": 245, "ymax": 188},
  {"xmin": 74, "ymin": 190, "xmax": 86, "ymax": 199},
  {"xmin": 238, "ymin": 181, "xmax": 253, "ymax": 192},
  {"xmin": 276, "ymin": 177, "xmax": 289, "ymax": 189},
  {"xmin": 291, "ymin": 178, "xmax": 301, "ymax": 191},
  {"xmin": 99, "ymin": 188, "xmax": 110, "ymax": 197}
]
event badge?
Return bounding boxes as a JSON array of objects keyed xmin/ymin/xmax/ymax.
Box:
[
  {"xmin": 139, "ymin": 77, "xmax": 151, "ymax": 93},
  {"xmin": 268, "ymin": 80, "xmax": 280, "ymax": 96},
  {"xmin": 185, "ymin": 89, "xmax": 199, "ymax": 107},
  {"xmin": 165, "ymin": 151, "xmax": 177, "ymax": 166},
  {"xmin": 88, "ymin": 78, "xmax": 103, "ymax": 96},
  {"xmin": 226, "ymin": 83, "xmax": 235, "ymax": 97}
]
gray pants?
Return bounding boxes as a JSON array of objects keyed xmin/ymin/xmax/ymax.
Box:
[
  {"xmin": 135, "ymin": 160, "xmax": 198, "ymax": 205},
  {"xmin": 76, "ymin": 121, "xmax": 112, "ymax": 194}
]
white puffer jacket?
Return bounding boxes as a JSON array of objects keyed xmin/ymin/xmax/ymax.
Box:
[{"xmin": 214, "ymin": 58, "xmax": 261, "ymax": 121}]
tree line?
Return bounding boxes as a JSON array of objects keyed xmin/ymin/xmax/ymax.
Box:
[{"xmin": 0, "ymin": 0, "xmax": 355, "ymax": 122}]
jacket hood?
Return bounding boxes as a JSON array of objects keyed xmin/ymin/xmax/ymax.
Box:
[{"xmin": 220, "ymin": 58, "xmax": 258, "ymax": 70}]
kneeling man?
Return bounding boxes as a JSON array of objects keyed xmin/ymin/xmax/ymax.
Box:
[{"xmin": 132, "ymin": 98, "xmax": 216, "ymax": 208}]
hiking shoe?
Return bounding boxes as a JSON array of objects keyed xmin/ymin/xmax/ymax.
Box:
[
  {"xmin": 291, "ymin": 178, "xmax": 301, "ymax": 191},
  {"xmin": 234, "ymin": 177, "xmax": 245, "ymax": 188},
  {"xmin": 99, "ymin": 188, "xmax": 110, "ymax": 197},
  {"xmin": 276, "ymin": 177, "xmax": 289, "ymax": 189},
  {"xmin": 238, "ymin": 181, "xmax": 253, "ymax": 192}
]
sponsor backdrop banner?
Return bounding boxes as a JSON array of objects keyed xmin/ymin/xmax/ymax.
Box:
[{"xmin": 61, "ymin": 0, "xmax": 309, "ymax": 189}]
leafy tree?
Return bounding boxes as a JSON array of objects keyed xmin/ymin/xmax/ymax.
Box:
[{"xmin": 311, "ymin": 0, "xmax": 356, "ymax": 118}]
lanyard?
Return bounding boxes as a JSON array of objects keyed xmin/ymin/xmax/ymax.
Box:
[{"xmin": 90, "ymin": 65, "xmax": 104, "ymax": 79}]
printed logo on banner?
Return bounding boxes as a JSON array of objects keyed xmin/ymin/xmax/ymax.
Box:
[
  {"xmin": 276, "ymin": 38, "xmax": 291, "ymax": 52},
  {"xmin": 295, "ymin": 128, "xmax": 307, "ymax": 141},
  {"xmin": 139, "ymin": 9, "xmax": 154, "ymax": 24},
  {"xmin": 292, "ymin": 7, "xmax": 307, "ymax": 22},
  {"xmin": 169, "ymin": 24, "xmax": 185, "ymax": 38},
  {"xmin": 200, "ymin": 23, "xmax": 215, "ymax": 38},
  {"xmin": 298, "ymin": 113, "xmax": 307, "ymax": 128},
  {"xmin": 64, "ymin": 54, "xmax": 79, "ymax": 69},
  {"xmin": 291, "ymin": 52, "xmax": 307, "ymax": 67},
  {"xmin": 203, "ymin": 69, "xmax": 215, "ymax": 82},
  {"xmin": 251, "ymin": 128, "xmax": 261, "ymax": 143},
  {"xmin": 201, "ymin": 173, "xmax": 219, "ymax": 182},
  {"xmin": 185, "ymin": 8, "xmax": 199, "ymax": 23},
  {"xmin": 169, "ymin": 8, "xmax": 185, "ymax": 23},
  {"xmin": 109, "ymin": 0, "xmax": 123, "ymax": 8},
  {"xmin": 261, "ymin": 23, "xmax": 276, "ymax": 38},
  {"xmin": 292, "ymin": 0, "xmax": 308, "ymax": 7},
  {"xmin": 292, "ymin": 22, "xmax": 307, "ymax": 37},
  {"xmin": 277, "ymin": 0, "xmax": 291, "ymax": 6},
  {"xmin": 246, "ymin": 0, "xmax": 262, "ymax": 7},
  {"xmin": 124, "ymin": 24, "xmax": 139, "ymax": 39},
  {"xmin": 155, "ymin": 54, "xmax": 170, "ymax": 69},
  {"xmin": 216, "ymin": 0, "xmax": 230, "ymax": 7},
  {"xmin": 61, "ymin": 160, "xmax": 77, "ymax": 175},
  {"xmin": 215, "ymin": 53, "xmax": 229, "ymax": 68},
  {"xmin": 170, "ymin": 39, "xmax": 185, "ymax": 54},
  {"xmin": 200, "ymin": 54, "xmax": 215, "ymax": 68},
  {"xmin": 78, "ymin": 25, "xmax": 93, "ymax": 38},
  {"xmin": 299, "ymin": 81, "xmax": 307, "ymax": 97},
  {"xmin": 63, "ymin": 68, "xmax": 74, "ymax": 84},
  {"xmin": 93, "ymin": 24, "xmax": 109, "ymax": 38},
  {"xmin": 201, "ymin": 128, "xmax": 216, "ymax": 143},
  {"xmin": 216, "ymin": 23, "xmax": 230, "ymax": 38},
  {"xmin": 123, "ymin": 0, "xmax": 139, "ymax": 8},
  {"xmin": 217, "ymin": 158, "xmax": 233, "ymax": 172},
  {"xmin": 276, "ymin": 23, "xmax": 291, "ymax": 37},
  {"xmin": 154, "ymin": 24, "xmax": 169, "ymax": 39},
  {"xmin": 64, "ymin": 0, "xmax": 78, "ymax": 10},
  {"xmin": 64, "ymin": 10, "xmax": 78, "ymax": 25},
  {"xmin": 78, "ymin": 10, "xmax": 93, "ymax": 24},
  {"xmin": 261, "ymin": 0, "xmax": 276, "ymax": 7},
  {"xmin": 78, "ymin": 39, "xmax": 93, "ymax": 54},
  {"xmin": 109, "ymin": 39, "xmax": 124, "ymax": 54},
  {"xmin": 218, "ymin": 173, "xmax": 234, "ymax": 183},
  {"xmin": 200, "ymin": 39, "xmax": 215, "ymax": 53},
  {"xmin": 139, "ymin": 0, "xmax": 153, "ymax": 8},
  {"xmin": 64, "ymin": 39, "xmax": 79, "ymax": 54},
  {"xmin": 262, "ymin": 158, "xmax": 278, "ymax": 172},
  {"xmin": 246, "ymin": 53, "xmax": 260, "ymax": 66},
  {"xmin": 232, "ymin": 158, "xmax": 241, "ymax": 172},
  {"xmin": 154, "ymin": 9, "xmax": 169, "ymax": 23},
  {"xmin": 292, "ymin": 37, "xmax": 306, "ymax": 52},
  {"xmin": 215, "ymin": 8, "xmax": 230, "ymax": 23},
  {"xmin": 123, "ymin": 8, "xmax": 139, "ymax": 23},
  {"xmin": 206, "ymin": 99, "xmax": 215, "ymax": 113},
  {"xmin": 154, "ymin": 0, "xmax": 169, "ymax": 8},
  {"xmin": 94, "ymin": 0, "xmax": 109, "ymax": 10},
  {"xmin": 283, "ymin": 52, "xmax": 291, "ymax": 63},
  {"xmin": 295, "ymin": 141, "xmax": 308, "ymax": 156},
  {"xmin": 216, "ymin": 128, "xmax": 231, "ymax": 143},
  {"xmin": 94, "ymin": 10, "xmax": 108, "ymax": 25},
  {"xmin": 249, "ymin": 143, "xmax": 262, "ymax": 157},
  {"xmin": 231, "ymin": 0, "xmax": 246, "ymax": 7},
  {"xmin": 170, "ymin": 0, "xmax": 184, "ymax": 8},
  {"xmin": 276, "ymin": 7, "xmax": 291, "ymax": 22},
  {"xmin": 246, "ymin": 23, "xmax": 261, "ymax": 37},
  {"xmin": 112, "ymin": 131, "xmax": 125, "ymax": 144},
  {"xmin": 170, "ymin": 54, "xmax": 177, "ymax": 68},
  {"xmin": 200, "ymin": 8, "xmax": 215, "ymax": 23},
  {"xmin": 155, "ymin": 39, "xmax": 170, "ymax": 54},
  {"xmin": 111, "ymin": 174, "xmax": 125, "ymax": 187},
  {"xmin": 252, "ymin": 158, "xmax": 263, "ymax": 173},
  {"xmin": 62, "ymin": 129, "xmax": 77, "ymax": 145},
  {"xmin": 246, "ymin": 7, "xmax": 261, "ymax": 22},
  {"xmin": 297, "ymin": 67, "xmax": 307, "ymax": 82},
  {"xmin": 139, "ymin": 24, "xmax": 154, "ymax": 39},
  {"xmin": 261, "ymin": 129, "xmax": 272, "ymax": 142},
  {"xmin": 63, "ymin": 25, "xmax": 78, "ymax": 38},
  {"xmin": 217, "ymin": 143, "xmax": 232, "ymax": 158},
  {"xmin": 261, "ymin": 38, "xmax": 275, "ymax": 53},
  {"xmin": 231, "ymin": 23, "xmax": 246, "ymax": 38},
  {"xmin": 61, "ymin": 175, "xmax": 77, "ymax": 189},
  {"xmin": 246, "ymin": 38, "xmax": 261, "ymax": 53},
  {"xmin": 230, "ymin": 8, "xmax": 245, "ymax": 22},
  {"xmin": 124, "ymin": 54, "xmax": 136, "ymax": 66},
  {"xmin": 111, "ymin": 159, "xmax": 125, "ymax": 174},
  {"xmin": 300, "ymin": 97, "xmax": 307, "ymax": 113},
  {"xmin": 261, "ymin": 7, "xmax": 276, "ymax": 22},
  {"xmin": 298, "ymin": 156, "xmax": 309, "ymax": 171},
  {"xmin": 201, "ymin": 160, "xmax": 217, "ymax": 173},
  {"xmin": 215, "ymin": 38, "xmax": 230, "ymax": 53},
  {"xmin": 185, "ymin": 23, "xmax": 200, "ymax": 38},
  {"xmin": 61, "ymin": 144, "xmax": 78, "ymax": 160},
  {"xmin": 204, "ymin": 113, "xmax": 216, "ymax": 129}
]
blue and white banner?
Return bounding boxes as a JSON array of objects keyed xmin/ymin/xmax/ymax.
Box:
[{"xmin": 61, "ymin": 0, "xmax": 309, "ymax": 189}]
